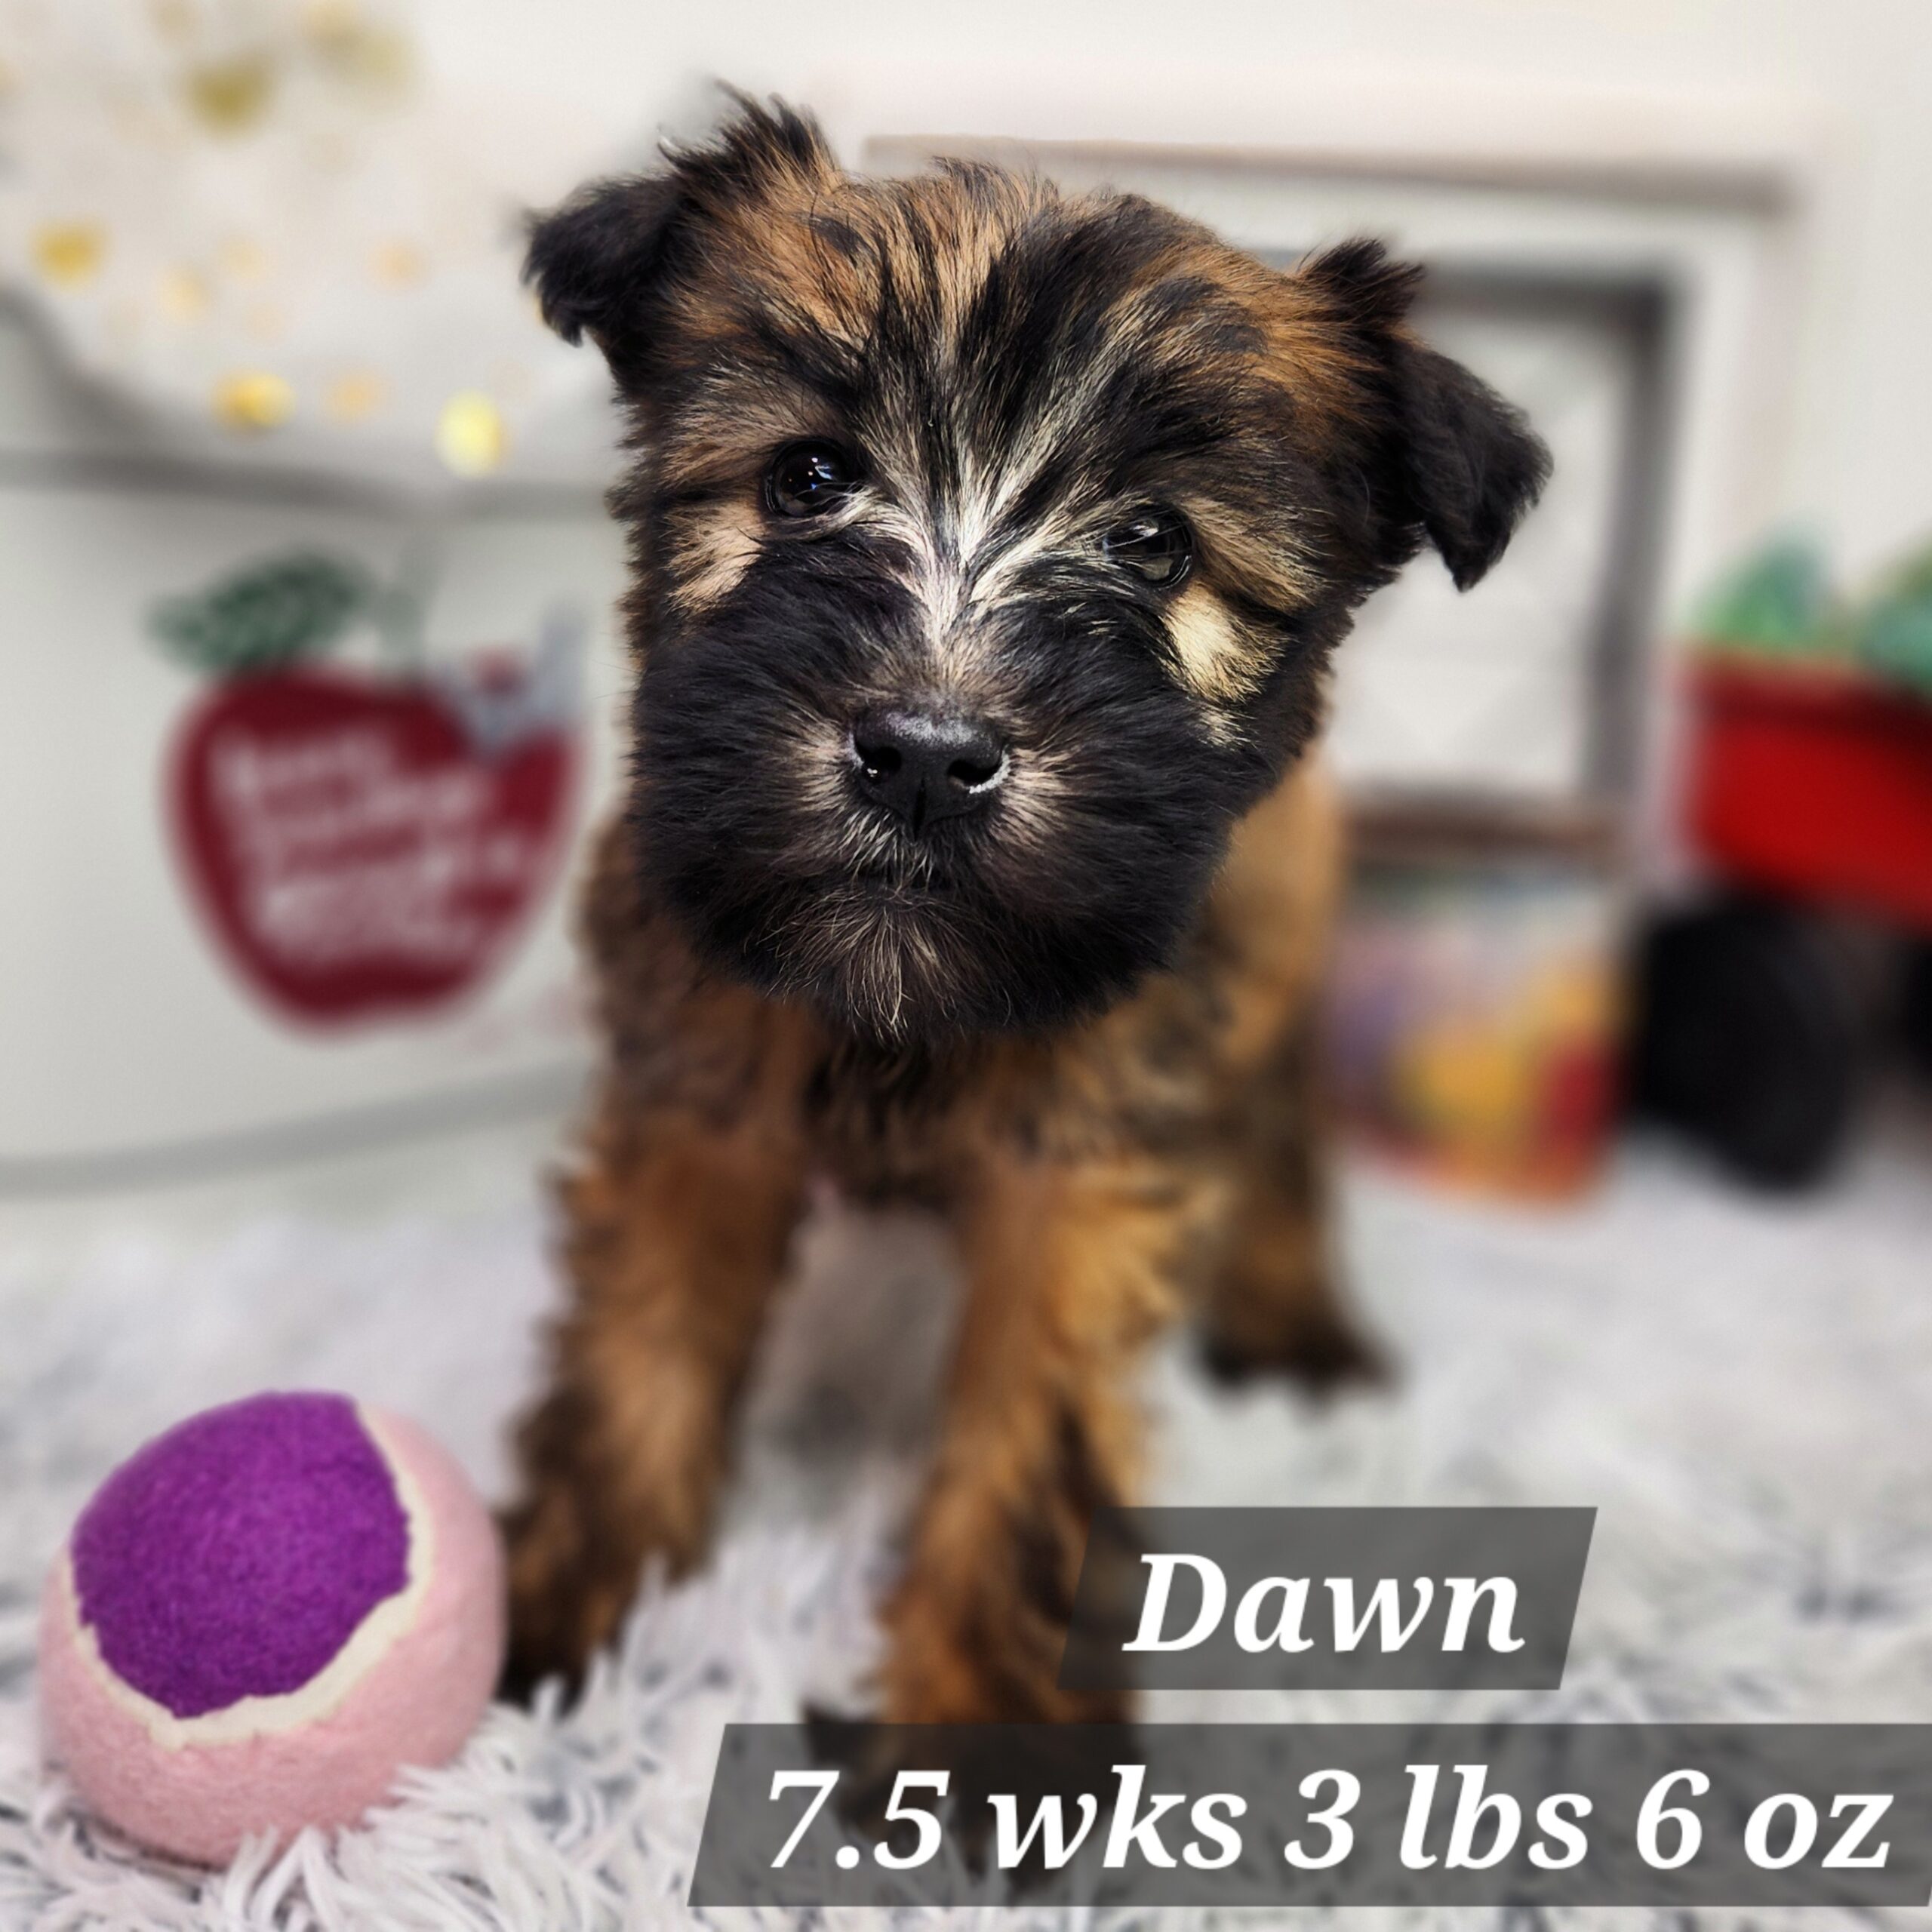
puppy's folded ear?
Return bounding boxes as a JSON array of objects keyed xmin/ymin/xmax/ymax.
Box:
[
  {"xmin": 524, "ymin": 173, "xmax": 685, "ymax": 375},
  {"xmin": 1303, "ymin": 239, "xmax": 1552, "ymax": 590},
  {"xmin": 1390, "ymin": 333, "xmax": 1552, "ymax": 589},
  {"xmin": 524, "ymin": 94, "xmax": 836, "ymax": 393}
]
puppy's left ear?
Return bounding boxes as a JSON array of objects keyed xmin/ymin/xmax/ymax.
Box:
[
  {"xmin": 524, "ymin": 94, "xmax": 837, "ymax": 395},
  {"xmin": 1305, "ymin": 240, "xmax": 1552, "ymax": 590},
  {"xmin": 523, "ymin": 172, "xmax": 686, "ymax": 386}
]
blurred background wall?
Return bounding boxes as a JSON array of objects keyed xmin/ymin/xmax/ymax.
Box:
[{"xmin": 2, "ymin": 0, "xmax": 1928, "ymax": 1202}]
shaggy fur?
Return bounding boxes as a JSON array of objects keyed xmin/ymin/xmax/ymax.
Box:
[{"xmin": 500, "ymin": 96, "xmax": 1548, "ymax": 1720}]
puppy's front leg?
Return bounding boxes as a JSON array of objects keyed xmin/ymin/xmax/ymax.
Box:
[
  {"xmin": 500, "ymin": 1092, "xmax": 808, "ymax": 1699},
  {"xmin": 879, "ymin": 1152, "xmax": 1208, "ymax": 1724},
  {"xmin": 1200, "ymin": 1016, "xmax": 1383, "ymax": 1389}
]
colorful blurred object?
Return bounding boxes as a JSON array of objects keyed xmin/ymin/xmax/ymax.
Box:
[
  {"xmin": 1691, "ymin": 529, "xmax": 1932, "ymax": 702},
  {"xmin": 1684, "ymin": 529, "xmax": 1932, "ymax": 935},
  {"xmin": 1686, "ymin": 660, "xmax": 1932, "ymax": 935},
  {"xmin": 1690, "ymin": 534, "xmax": 1839, "ymax": 660},
  {"xmin": 1327, "ymin": 854, "xmax": 1623, "ymax": 1200},
  {"xmin": 150, "ymin": 548, "xmax": 583, "ymax": 1027},
  {"xmin": 1852, "ymin": 540, "xmax": 1932, "ymax": 698}
]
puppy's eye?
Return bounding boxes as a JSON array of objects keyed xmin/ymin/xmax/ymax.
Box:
[
  {"xmin": 765, "ymin": 440, "xmax": 862, "ymax": 518},
  {"xmin": 1102, "ymin": 508, "xmax": 1193, "ymax": 588}
]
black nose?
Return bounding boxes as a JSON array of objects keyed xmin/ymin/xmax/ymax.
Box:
[{"xmin": 851, "ymin": 706, "xmax": 1008, "ymax": 832}]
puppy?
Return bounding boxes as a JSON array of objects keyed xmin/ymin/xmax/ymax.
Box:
[{"xmin": 501, "ymin": 98, "xmax": 1548, "ymax": 1721}]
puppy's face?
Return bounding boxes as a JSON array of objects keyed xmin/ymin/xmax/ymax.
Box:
[{"xmin": 530, "ymin": 102, "xmax": 1547, "ymax": 1043}]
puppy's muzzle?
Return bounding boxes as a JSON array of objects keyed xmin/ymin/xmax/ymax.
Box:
[{"xmin": 849, "ymin": 703, "xmax": 1008, "ymax": 835}]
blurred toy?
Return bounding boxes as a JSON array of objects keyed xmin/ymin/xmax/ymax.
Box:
[
  {"xmin": 1326, "ymin": 839, "xmax": 1623, "ymax": 1200},
  {"xmin": 38, "ymin": 1391, "xmax": 503, "ymax": 1864}
]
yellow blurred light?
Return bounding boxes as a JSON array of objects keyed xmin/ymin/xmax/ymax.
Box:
[
  {"xmin": 435, "ymin": 392, "xmax": 506, "ymax": 476},
  {"xmin": 301, "ymin": 0, "xmax": 363, "ymax": 33},
  {"xmin": 304, "ymin": 4, "xmax": 415, "ymax": 95},
  {"xmin": 149, "ymin": 0, "xmax": 197, "ymax": 40},
  {"xmin": 218, "ymin": 237, "xmax": 269, "ymax": 284},
  {"xmin": 212, "ymin": 371, "xmax": 294, "ymax": 431},
  {"xmin": 157, "ymin": 266, "xmax": 209, "ymax": 321},
  {"xmin": 32, "ymin": 223, "xmax": 107, "ymax": 288},
  {"xmin": 184, "ymin": 52, "xmax": 278, "ymax": 134},
  {"xmin": 370, "ymin": 239, "xmax": 426, "ymax": 287},
  {"xmin": 325, "ymin": 370, "xmax": 387, "ymax": 422}
]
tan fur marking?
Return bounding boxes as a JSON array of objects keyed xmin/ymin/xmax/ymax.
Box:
[
  {"xmin": 1164, "ymin": 580, "xmax": 1267, "ymax": 704},
  {"xmin": 666, "ymin": 500, "xmax": 763, "ymax": 614}
]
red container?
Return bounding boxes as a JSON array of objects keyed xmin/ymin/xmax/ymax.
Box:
[{"xmin": 1686, "ymin": 659, "xmax": 1932, "ymax": 935}]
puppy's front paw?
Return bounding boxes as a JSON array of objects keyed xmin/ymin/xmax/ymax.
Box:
[
  {"xmin": 497, "ymin": 1489, "xmax": 633, "ymax": 1706},
  {"xmin": 1198, "ymin": 1291, "xmax": 1390, "ymax": 1394},
  {"xmin": 881, "ymin": 1581, "xmax": 1131, "ymax": 1729}
]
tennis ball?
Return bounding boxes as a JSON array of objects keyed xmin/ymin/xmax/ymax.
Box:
[{"xmin": 38, "ymin": 1391, "xmax": 503, "ymax": 1864}]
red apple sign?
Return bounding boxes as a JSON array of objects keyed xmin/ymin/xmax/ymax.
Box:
[
  {"xmin": 170, "ymin": 665, "xmax": 575, "ymax": 1026},
  {"xmin": 154, "ymin": 555, "xmax": 580, "ymax": 1026}
]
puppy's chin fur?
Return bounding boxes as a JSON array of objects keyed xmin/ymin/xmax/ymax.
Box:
[
  {"xmin": 641, "ymin": 811, "xmax": 1234, "ymax": 1046},
  {"xmin": 682, "ymin": 889, "xmax": 1180, "ymax": 1047},
  {"xmin": 747, "ymin": 892, "xmax": 1046, "ymax": 1046}
]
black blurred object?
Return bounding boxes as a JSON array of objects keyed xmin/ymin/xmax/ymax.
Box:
[
  {"xmin": 1629, "ymin": 898, "xmax": 1861, "ymax": 1190},
  {"xmin": 1904, "ymin": 943, "xmax": 1932, "ymax": 1085}
]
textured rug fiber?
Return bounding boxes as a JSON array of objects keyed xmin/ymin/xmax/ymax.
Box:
[{"xmin": 4, "ymin": 1124, "xmax": 1932, "ymax": 1928}]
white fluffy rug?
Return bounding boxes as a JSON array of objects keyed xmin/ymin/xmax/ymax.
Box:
[{"xmin": 5, "ymin": 1120, "xmax": 1932, "ymax": 1929}]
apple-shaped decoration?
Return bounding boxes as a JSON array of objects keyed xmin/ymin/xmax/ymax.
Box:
[{"xmin": 152, "ymin": 553, "xmax": 580, "ymax": 1026}]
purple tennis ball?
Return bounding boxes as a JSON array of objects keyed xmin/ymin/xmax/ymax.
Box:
[
  {"xmin": 72, "ymin": 1393, "xmax": 411, "ymax": 1719},
  {"xmin": 39, "ymin": 1392, "xmax": 504, "ymax": 1864}
]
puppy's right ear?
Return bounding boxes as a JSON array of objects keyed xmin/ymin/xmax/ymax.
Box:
[
  {"xmin": 1300, "ymin": 239, "xmax": 1550, "ymax": 592},
  {"xmin": 525, "ymin": 94, "xmax": 837, "ymax": 395}
]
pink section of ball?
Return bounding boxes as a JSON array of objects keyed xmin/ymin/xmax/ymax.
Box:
[{"xmin": 38, "ymin": 1408, "xmax": 504, "ymax": 1866}]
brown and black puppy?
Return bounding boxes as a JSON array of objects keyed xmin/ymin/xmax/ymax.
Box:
[{"xmin": 501, "ymin": 97, "xmax": 1547, "ymax": 1722}]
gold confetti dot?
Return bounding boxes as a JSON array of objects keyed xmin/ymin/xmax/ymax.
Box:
[
  {"xmin": 325, "ymin": 370, "xmax": 386, "ymax": 422},
  {"xmin": 157, "ymin": 266, "xmax": 208, "ymax": 321},
  {"xmin": 370, "ymin": 239, "xmax": 426, "ymax": 287},
  {"xmin": 32, "ymin": 223, "xmax": 106, "ymax": 287},
  {"xmin": 436, "ymin": 392, "xmax": 506, "ymax": 476},
  {"xmin": 306, "ymin": 8, "xmax": 414, "ymax": 94},
  {"xmin": 301, "ymin": 0, "xmax": 361, "ymax": 33},
  {"xmin": 184, "ymin": 51, "xmax": 278, "ymax": 133},
  {"xmin": 218, "ymin": 236, "xmax": 268, "ymax": 283},
  {"xmin": 149, "ymin": 0, "xmax": 196, "ymax": 40},
  {"xmin": 213, "ymin": 371, "xmax": 294, "ymax": 431}
]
